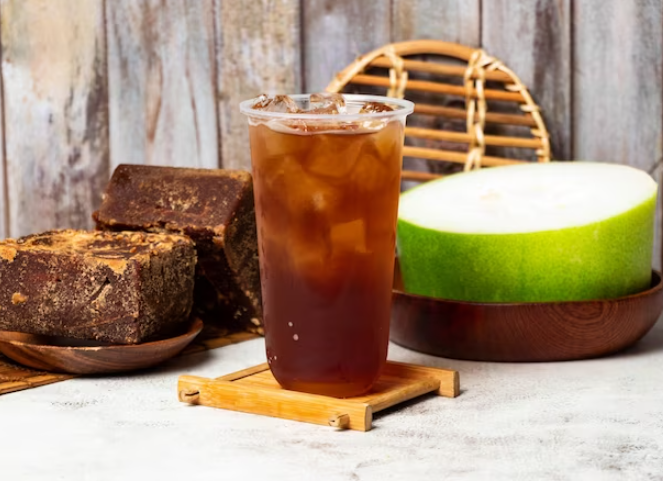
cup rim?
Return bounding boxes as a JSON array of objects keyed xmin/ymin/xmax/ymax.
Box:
[{"xmin": 239, "ymin": 94, "xmax": 415, "ymax": 121}]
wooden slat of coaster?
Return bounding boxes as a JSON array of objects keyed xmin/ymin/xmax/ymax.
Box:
[
  {"xmin": 0, "ymin": 323, "xmax": 260, "ymax": 396},
  {"xmin": 177, "ymin": 361, "xmax": 460, "ymax": 432},
  {"xmin": 383, "ymin": 361, "xmax": 460, "ymax": 398},
  {"xmin": 178, "ymin": 374, "xmax": 374, "ymax": 431}
]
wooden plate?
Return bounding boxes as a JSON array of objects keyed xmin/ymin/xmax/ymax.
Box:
[
  {"xmin": 391, "ymin": 270, "xmax": 663, "ymax": 362},
  {"xmin": 0, "ymin": 318, "xmax": 203, "ymax": 374}
]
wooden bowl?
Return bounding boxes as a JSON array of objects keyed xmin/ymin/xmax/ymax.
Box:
[
  {"xmin": 391, "ymin": 271, "xmax": 663, "ymax": 362},
  {"xmin": 0, "ymin": 318, "xmax": 203, "ymax": 374}
]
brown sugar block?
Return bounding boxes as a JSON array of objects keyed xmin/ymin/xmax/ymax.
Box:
[
  {"xmin": 0, "ymin": 230, "xmax": 196, "ymax": 344},
  {"xmin": 93, "ymin": 165, "xmax": 262, "ymax": 333}
]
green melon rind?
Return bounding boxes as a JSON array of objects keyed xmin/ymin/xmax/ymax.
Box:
[{"xmin": 396, "ymin": 194, "xmax": 656, "ymax": 302}]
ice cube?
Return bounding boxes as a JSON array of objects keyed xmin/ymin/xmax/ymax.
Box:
[
  {"xmin": 253, "ymin": 94, "xmax": 300, "ymax": 113},
  {"xmin": 359, "ymin": 101, "xmax": 394, "ymax": 114},
  {"xmin": 310, "ymin": 92, "xmax": 345, "ymax": 108},
  {"xmin": 304, "ymin": 134, "xmax": 364, "ymax": 178},
  {"xmin": 370, "ymin": 121, "xmax": 402, "ymax": 160},
  {"xmin": 294, "ymin": 219, "xmax": 370, "ymax": 302},
  {"xmin": 330, "ymin": 219, "xmax": 369, "ymax": 254},
  {"xmin": 289, "ymin": 217, "xmax": 347, "ymax": 301},
  {"xmin": 351, "ymin": 138, "xmax": 400, "ymax": 193},
  {"xmin": 268, "ymin": 154, "xmax": 344, "ymax": 220},
  {"xmin": 307, "ymin": 105, "xmax": 339, "ymax": 115},
  {"xmin": 308, "ymin": 92, "xmax": 346, "ymax": 114},
  {"xmin": 253, "ymin": 93, "xmax": 272, "ymax": 109},
  {"xmin": 260, "ymin": 124, "xmax": 312, "ymax": 158}
]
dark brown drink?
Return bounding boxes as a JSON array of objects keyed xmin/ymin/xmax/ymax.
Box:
[{"xmin": 241, "ymin": 94, "xmax": 413, "ymax": 397}]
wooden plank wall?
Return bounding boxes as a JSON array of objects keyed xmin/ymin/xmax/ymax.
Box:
[
  {"xmin": 481, "ymin": 0, "xmax": 572, "ymax": 161},
  {"xmin": 0, "ymin": 0, "xmax": 660, "ymax": 267},
  {"xmin": 218, "ymin": 0, "xmax": 301, "ymax": 170},
  {"xmin": 106, "ymin": 0, "xmax": 218, "ymax": 170},
  {"xmin": 0, "ymin": 28, "xmax": 5, "ymax": 240},
  {"xmin": 391, "ymin": 0, "xmax": 480, "ymax": 45},
  {"xmin": 573, "ymin": 0, "xmax": 663, "ymax": 261},
  {"xmin": 1, "ymin": 0, "xmax": 109, "ymax": 235},
  {"xmin": 303, "ymin": 1, "xmax": 391, "ymax": 92}
]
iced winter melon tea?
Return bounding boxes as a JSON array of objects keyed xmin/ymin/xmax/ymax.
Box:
[{"xmin": 240, "ymin": 93, "xmax": 413, "ymax": 397}]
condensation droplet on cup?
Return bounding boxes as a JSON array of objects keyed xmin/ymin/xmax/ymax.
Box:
[
  {"xmin": 293, "ymin": 334, "xmax": 299, "ymax": 341},
  {"xmin": 288, "ymin": 322, "xmax": 293, "ymax": 327}
]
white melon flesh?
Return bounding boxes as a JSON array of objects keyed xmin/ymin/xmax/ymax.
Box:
[{"xmin": 397, "ymin": 162, "xmax": 657, "ymax": 302}]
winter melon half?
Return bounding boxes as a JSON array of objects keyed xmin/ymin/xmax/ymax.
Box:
[{"xmin": 397, "ymin": 162, "xmax": 657, "ymax": 302}]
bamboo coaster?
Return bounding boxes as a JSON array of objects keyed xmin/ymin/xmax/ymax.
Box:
[{"xmin": 177, "ymin": 361, "xmax": 460, "ymax": 431}]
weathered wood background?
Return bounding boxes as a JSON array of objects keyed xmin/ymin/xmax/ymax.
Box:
[{"xmin": 0, "ymin": 0, "xmax": 661, "ymax": 267}]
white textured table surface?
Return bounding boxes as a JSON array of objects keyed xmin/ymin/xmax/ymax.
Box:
[{"xmin": 2, "ymin": 321, "xmax": 663, "ymax": 481}]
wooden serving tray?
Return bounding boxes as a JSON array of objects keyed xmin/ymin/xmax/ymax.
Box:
[
  {"xmin": 178, "ymin": 361, "xmax": 459, "ymax": 431},
  {"xmin": 392, "ymin": 268, "xmax": 663, "ymax": 362},
  {"xmin": 0, "ymin": 323, "xmax": 259, "ymax": 395}
]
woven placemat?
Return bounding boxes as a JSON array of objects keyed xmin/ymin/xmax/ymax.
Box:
[
  {"xmin": 0, "ymin": 323, "xmax": 260, "ymax": 396},
  {"xmin": 0, "ymin": 354, "xmax": 74, "ymax": 395}
]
